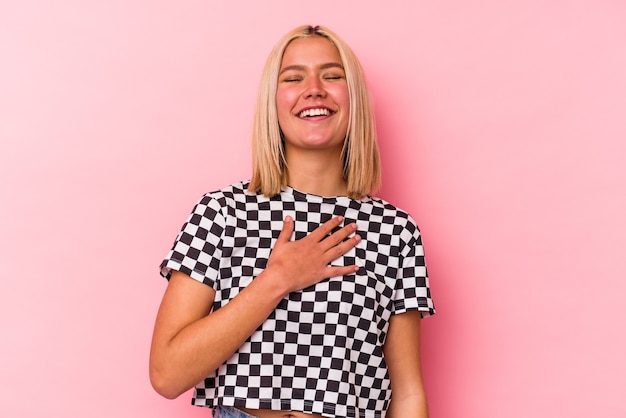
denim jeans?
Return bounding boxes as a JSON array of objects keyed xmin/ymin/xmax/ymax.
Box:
[{"xmin": 213, "ymin": 406, "xmax": 260, "ymax": 418}]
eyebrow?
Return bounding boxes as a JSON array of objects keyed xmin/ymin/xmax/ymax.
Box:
[{"xmin": 279, "ymin": 62, "xmax": 344, "ymax": 75}]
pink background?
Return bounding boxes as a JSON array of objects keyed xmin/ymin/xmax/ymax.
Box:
[{"xmin": 1, "ymin": 1, "xmax": 625, "ymax": 417}]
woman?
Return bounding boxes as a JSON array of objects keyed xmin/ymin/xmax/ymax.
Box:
[{"xmin": 150, "ymin": 25, "xmax": 435, "ymax": 418}]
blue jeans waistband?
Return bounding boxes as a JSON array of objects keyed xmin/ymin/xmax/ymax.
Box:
[{"xmin": 213, "ymin": 406, "xmax": 260, "ymax": 418}]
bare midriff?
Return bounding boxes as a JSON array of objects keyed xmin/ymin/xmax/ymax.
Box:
[{"xmin": 239, "ymin": 407, "xmax": 325, "ymax": 418}]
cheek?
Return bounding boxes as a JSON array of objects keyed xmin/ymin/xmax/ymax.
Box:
[
  {"xmin": 331, "ymin": 86, "xmax": 350, "ymax": 113},
  {"xmin": 276, "ymin": 88, "xmax": 297, "ymax": 114}
]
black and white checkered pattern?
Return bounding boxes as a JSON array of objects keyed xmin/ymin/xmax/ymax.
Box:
[{"xmin": 160, "ymin": 181, "xmax": 435, "ymax": 418}]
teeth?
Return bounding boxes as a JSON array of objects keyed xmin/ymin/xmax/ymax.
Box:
[{"xmin": 299, "ymin": 108, "xmax": 330, "ymax": 118}]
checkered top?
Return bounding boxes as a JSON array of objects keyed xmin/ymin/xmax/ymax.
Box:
[{"xmin": 160, "ymin": 181, "xmax": 435, "ymax": 418}]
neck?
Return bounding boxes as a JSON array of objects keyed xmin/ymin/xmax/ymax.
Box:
[{"xmin": 285, "ymin": 148, "xmax": 347, "ymax": 197}]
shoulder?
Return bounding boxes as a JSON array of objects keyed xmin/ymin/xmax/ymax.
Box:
[
  {"xmin": 359, "ymin": 195, "xmax": 424, "ymax": 256},
  {"xmin": 362, "ymin": 195, "xmax": 419, "ymax": 231},
  {"xmin": 195, "ymin": 180, "xmax": 263, "ymax": 207},
  {"xmin": 184, "ymin": 181, "xmax": 252, "ymax": 221}
]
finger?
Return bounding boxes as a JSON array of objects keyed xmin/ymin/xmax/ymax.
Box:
[
  {"xmin": 276, "ymin": 216, "xmax": 294, "ymax": 244},
  {"xmin": 320, "ymin": 222, "xmax": 358, "ymax": 251},
  {"xmin": 308, "ymin": 216, "xmax": 345, "ymax": 242},
  {"xmin": 324, "ymin": 264, "xmax": 360, "ymax": 279},
  {"xmin": 324, "ymin": 232, "xmax": 361, "ymax": 260}
]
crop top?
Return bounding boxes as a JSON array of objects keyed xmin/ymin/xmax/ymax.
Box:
[{"xmin": 160, "ymin": 181, "xmax": 435, "ymax": 418}]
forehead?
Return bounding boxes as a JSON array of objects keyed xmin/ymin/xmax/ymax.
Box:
[{"xmin": 280, "ymin": 36, "xmax": 342, "ymax": 67}]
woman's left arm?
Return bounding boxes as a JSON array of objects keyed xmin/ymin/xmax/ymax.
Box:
[{"xmin": 383, "ymin": 310, "xmax": 429, "ymax": 418}]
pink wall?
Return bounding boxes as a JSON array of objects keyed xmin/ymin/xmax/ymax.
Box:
[{"xmin": 1, "ymin": 1, "xmax": 625, "ymax": 417}]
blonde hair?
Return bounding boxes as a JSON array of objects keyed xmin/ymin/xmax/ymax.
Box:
[{"xmin": 248, "ymin": 25, "xmax": 381, "ymax": 199}]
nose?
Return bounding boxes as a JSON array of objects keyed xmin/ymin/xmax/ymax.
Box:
[{"xmin": 304, "ymin": 76, "xmax": 326, "ymax": 98}]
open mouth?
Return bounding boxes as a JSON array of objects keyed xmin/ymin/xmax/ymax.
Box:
[{"xmin": 298, "ymin": 108, "xmax": 333, "ymax": 118}]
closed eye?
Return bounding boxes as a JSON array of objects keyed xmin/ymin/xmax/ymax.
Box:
[{"xmin": 279, "ymin": 72, "xmax": 303, "ymax": 83}]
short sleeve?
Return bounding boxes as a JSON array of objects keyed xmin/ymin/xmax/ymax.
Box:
[
  {"xmin": 393, "ymin": 216, "xmax": 435, "ymax": 318},
  {"xmin": 159, "ymin": 194, "xmax": 226, "ymax": 288}
]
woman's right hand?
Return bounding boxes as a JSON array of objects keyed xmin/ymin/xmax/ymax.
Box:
[
  {"xmin": 150, "ymin": 216, "xmax": 361, "ymax": 399},
  {"xmin": 265, "ymin": 216, "xmax": 361, "ymax": 294}
]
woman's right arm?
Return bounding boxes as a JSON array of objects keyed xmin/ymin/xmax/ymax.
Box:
[{"xmin": 149, "ymin": 215, "xmax": 360, "ymax": 399}]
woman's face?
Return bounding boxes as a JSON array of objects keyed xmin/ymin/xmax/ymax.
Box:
[{"xmin": 276, "ymin": 36, "xmax": 350, "ymax": 156}]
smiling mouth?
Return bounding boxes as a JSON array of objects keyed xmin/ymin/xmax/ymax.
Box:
[{"xmin": 298, "ymin": 108, "xmax": 332, "ymax": 118}]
